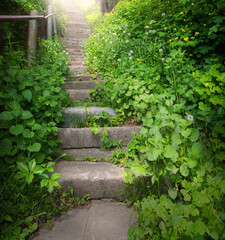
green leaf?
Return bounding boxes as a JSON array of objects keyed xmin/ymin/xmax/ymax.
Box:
[
  {"xmin": 180, "ymin": 164, "xmax": 189, "ymax": 176},
  {"xmin": 191, "ymin": 142, "xmax": 202, "ymax": 156},
  {"xmin": 17, "ymin": 162, "xmax": 29, "ymax": 172},
  {"xmin": 23, "ymin": 129, "xmax": 35, "ymax": 138},
  {"xmin": 146, "ymin": 148, "xmax": 161, "ymax": 161},
  {"xmin": 26, "ymin": 173, "xmax": 34, "ymax": 184},
  {"xmin": 27, "ymin": 143, "xmax": 41, "ymax": 152},
  {"xmin": 9, "ymin": 125, "xmax": 24, "ymax": 136},
  {"xmin": 41, "ymin": 179, "xmax": 49, "ymax": 187},
  {"xmin": 22, "ymin": 89, "xmax": 32, "ymax": 102},
  {"xmin": 33, "ymin": 165, "xmax": 44, "ymax": 174},
  {"xmin": 172, "ymin": 133, "xmax": 182, "ymax": 145},
  {"xmin": 221, "ymin": 180, "xmax": 225, "ymax": 193},
  {"xmin": 164, "ymin": 145, "xmax": 178, "ymax": 162},
  {"xmin": 195, "ymin": 220, "xmax": 205, "ymax": 235},
  {"xmin": 187, "ymin": 158, "xmax": 197, "ymax": 168},
  {"xmin": 166, "ymin": 163, "xmax": 179, "ymax": 174},
  {"xmin": 181, "ymin": 128, "xmax": 192, "ymax": 138},
  {"xmin": 0, "ymin": 111, "xmax": 14, "ymax": 121},
  {"xmin": 51, "ymin": 173, "xmax": 60, "ymax": 180},
  {"xmin": 0, "ymin": 139, "xmax": 12, "ymax": 157},
  {"xmin": 48, "ymin": 180, "xmax": 54, "ymax": 193},
  {"xmin": 29, "ymin": 159, "xmax": 36, "ymax": 172},
  {"xmin": 189, "ymin": 128, "xmax": 199, "ymax": 142},
  {"xmin": 168, "ymin": 188, "xmax": 177, "ymax": 200},
  {"xmin": 21, "ymin": 110, "xmax": 33, "ymax": 119}
]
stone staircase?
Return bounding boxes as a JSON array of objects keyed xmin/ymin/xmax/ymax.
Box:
[{"xmin": 33, "ymin": 0, "xmax": 138, "ymax": 239}]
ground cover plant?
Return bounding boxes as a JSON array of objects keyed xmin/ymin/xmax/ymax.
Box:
[
  {"xmin": 0, "ymin": 35, "xmax": 71, "ymax": 239},
  {"xmin": 83, "ymin": 0, "xmax": 225, "ymax": 239}
]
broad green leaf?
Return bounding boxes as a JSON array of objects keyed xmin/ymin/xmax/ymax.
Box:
[
  {"xmin": 191, "ymin": 142, "xmax": 202, "ymax": 156},
  {"xmin": 22, "ymin": 89, "xmax": 32, "ymax": 102},
  {"xmin": 192, "ymin": 191, "xmax": 210, "ymax": 207},
  {"xmin": 146, "ymin": 148, "xmax": 161, "ymax": 161},
  {"xmin": 9, "ymin": 125, "xmax": 24, "ymax": 136},
  {"xmin": 29, "ymin": 159, "xmax": 36, "ymax": 172},
  {"xmin": 0, "ymin": 111, "xmax": 14, "ymax": 121},
  {"xmin": 180, "ymin": 164, "xmax": 189, "ymax": 176},
  {"xmin": 21, "ymin": 111, "xmax": 33, "ymax": 119},
  {"xmin": 26, "ymin": 173, "xmax": 34, "ymax": 184},
  {"xmin": 187, "ymin": 158, "xmax": 197, "ymax": 168},
  {"xmin": 172, "ymin": 216, "xmax": 182, "ymax": 227},
  {"xmin": 159, "ymin": 221, "xmax": 166, "ymax": 231},
  {"xmin": 51, "ymin": 173, "xmax": 60, "ymax": 181},
  {"xmin": 33, "ymin": 165, "xmax": 44, "ymax": 174},
  {"xmin": 166, "ymin": 163, "xmax": 179, "ymax": 174},
  {"xmin": 172, "ymin": 133, "xmax": 182, "ymax": 145},
  {"xmin": 43, "ymin": 90, "xmax": 50, "ymax": 97},
  {"xmin": 27, "ymin": 143, "xmax": 41, "ymax": 152},
  {"xmin": 0, "ymin": 139, "xmax": 12, "ymax": 157},
  {"xmin": 23, "ymin": 129, "xmax": 34, "ymax": 138},
  {"xmin": 221, "ymin": 180, "xmax": 225, "ymax": 193},
  {"xmin": 181, "ymin": 128, "xmax": 192, "ymax": 138},
  {"xmin": 7, "ymin": 69, "xmax": 17, "ymax": 77},
  {"xmin": 189, "ymin": 128, "xmax": 199, "ymax": 142},
  {"xmin": 17, "ymin": 162, "xmax": 29, "ymax": 172},
  {"xmin": 195, "ymin": 220, "xmax": 205, "ymax": 235},
  {"xmin": 41, "ymin": 179, "xmax": 49, "ymax": 187},
  {"xmin": 48, "ymin": 180, "xmax": 54, "ymax": 193},
  {"xmin": 168, "ymin": 188, "xmax": 177, "ymax": 200},
  {"xmin": 197, "ymin": 166, "xmax": 206, "ymax": 176},
  {"xmin": 164, "ymin": 145, "xmax": 178, "ymax": 162}
]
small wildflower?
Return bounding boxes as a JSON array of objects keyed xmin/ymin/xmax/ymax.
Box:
[
  {"xmin": 113, "ymin": 33, "xmax": 117, "ymax": 36},
  {"xmin": 183, "ymin": 19, "xmax": 186, "ymax": 21},
  {"xmin": 130, "ymin": 50, "xmax": 133, "ymax": 53},
  {"xmin": 209, "ymin": 13, "xmax": 211, "ymax": 15},
  {"xmin": 145, "ymin": 25, "xmax": 149, "ymax": 28},
  {"xmin": 159, "ymin": 49, "xmax": 163, "ymax": 52},
  {"xmin": 180, "ymin": 11, "xmax": 184, "ymax": 14},
  {"xmin": 192, "ymin": 72, "xmax": 195, "ymax": 75},
  {"xmin": 128, "ymin": 53, "xmax": 132, "ymax": 56},
  {"xmin": 161, "ymin": 58, "xmax": 165, "ymax": 61},
  {"xmin": 168, "ymin": 39, "xmax": 172, "ymax": 43},
  {"xmin": 195, "ymin": 32, "xmax": 199, "ymax": 35},
  {"xmin": 123, "ymin": 30, "xmax": 126, "ymax": 33},
  {"xmin": 128, "ymin": 33, "xmax": 131, "ymax": 35},
  {"xmin": 191, "ymin": 3, "xmax": 194, "ymax": 5},
  {"xmin": 175, "ymin": 37, "xmax": 179, "ymax": 40},
  {"xmin": 125, "ymin": 40, "xmax": 129, "ymax": 43},
  {"xmin": 184, "ymin": 37, "xmax": 189, "ymax": 41},
  {"xmin": 151, "ymin": 20, "xmax": 154, "ymax": 23},
  {"xmin": 119, "ymin": 27, "xmax": 122, "ymax": 30},
  {"xmin": 125, "ymin": 24, "xmax": 128, "ymax": 27},
  {"xmin": 189, "ymin": 54, "xmax": 193, "ymax": 56},
  {"xmin": 105, "ymin": 39, "xmax": 108, "ymax": 42},
  {"xmin": 129, "ymin": 57, "xmax": 133, "ymax": 60},
  {"xmin": 152, "ymin": 30, "xmax": 156, "ymax": 33},
  {"xmin": 162, "ymin": 13, "xmax": 165, "ymax": 16},
  {"xmin": 149, "ymin": 30, "xmax": 152, "ymax": 33},
  {"xmin": 110, "ymin": 41, "xmax": 113, "ymax": 44},
  {"xmin": 203, "ymin": 24, "xmax": 207, "ymax": 26},
  {"xmin": 137, "ymin": 59, "xmax": 141, "ymax": 62},
  {"xmin": 145, "ymin": 32, "xmax": 149, "ymax": 35},
  {"xmin": 174, "ymin": 28, "xmax": 177, "ymax": 31},
  {"xmin": 118, "ymin": 58, "xmax": 121, "ymax": 62},
  {"xmin": 191, "ymin": 37, "xmax": 195, "ymax": 39},
  {"xmin": 205, "ymin": 83, "xmax": 209, "ymax": 87},
  {"xmin": 55, "ymin": 52, "xmax": 57, "ymax": 55},
  {"xmin": 187, "ymin": 114, "xmax": 194, "ymax": 121},
  {"xmin": 164, "ymin": 27, "xmax": 168, "ymax": 30}
]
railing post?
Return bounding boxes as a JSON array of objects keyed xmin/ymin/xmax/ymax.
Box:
[
  {"xmin": 47, "ymin": 4, "xmax": 53, "ymax": 38},
  {"xmin": 53, "ymin": 15, "xmax": 57, "ymax": 37},
  {"xmin": 28, "ymin": 10, "xmax": 39, "ymax": 66}
]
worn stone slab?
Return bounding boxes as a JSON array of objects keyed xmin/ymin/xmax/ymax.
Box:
[
  {"xmin": 62, "ymin": 106, "xmax": 116, "ymax": 127},
  {"xmin": 63, "ymin": 80, "xmax": 103, "ymax": 90},
  {"xmin": 63, "ymin": 147, "xmax": 127, "ymax": 161},
  {"xmin": 58, "ymin": 126, "xmax": 141, "ymax": 148},
  {"xmin": 33, "ymin": 199, "xmax": 137, "ymax": 240},
  {"xmin": 69, "ymin": 65, "xmax": 87, "ymax": 74},
  {"xmin": 53, "ymin": 161, "xmax": 126, "ymax": 200},
  {"xmin": 66, "ymin": 89, "xmax": 90, "ymax": 102},
  {"xmin": 66, "ymin": 74, "xmax": 98, "ymax": 81}
]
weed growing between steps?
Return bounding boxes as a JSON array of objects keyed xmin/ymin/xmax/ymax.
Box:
[
  {"xmin": 0, "ymin": 37, "xmax": 71, "ymax": 239},
  {"xmin": 83, "ymin": 0, "xmax": 225, "ymax": 239}
]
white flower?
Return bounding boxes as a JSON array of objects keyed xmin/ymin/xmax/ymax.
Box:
[
  {"xmin": 103, "ymin": 37, "xmax": 105, "ymax": 39},
  {"xmin": 105, "ymin": 39, "xmax": 108, "ymax": 42},
  {"xmin": 145, "ymin": 32, "xmax": 149, "ymax": 35},
  {"xmin": 113, "ymin": 33, "xmax": 117, "ymax": 36},
  {"xmin": 149, "ymin": 30, "xmax": 152, "ymax": 33},
  {"xmin": 159, "ymin": 49, "xmax": 163, "ymax": 52},
  {"xmin": 151, "ymin": 20, "xmax": 154, "ymax": 23},
  {"xmin": 187, "ymin": 114, "xmax": 194, "ymax": 121},
  {"xmin": 110, "ymin": 41, "xmax": 113, "ymax": 44},
  {"xmin": 128, "ymin": 53, "xmax": 132, "ymax": 56},
  {"xmin": 118, "ymin": 58, "xmax": 121, "ymax": 62},
  {"xmin": 125, "ymin": 40, "xmax": 129, "ymax": 43},
  {"xmin": 152, "ymin": 30, "xmax": 156, "ymax": 33},
  {"xmin": 129, "ymin": 57, "xmax": 133, "ymax": 60},
  {"xmin": 128, "ymin": 33, "xmax": 131, "ymax": 36},
  {"xmin": 94, "ymin": 35, "xmax": 96, "ymax": 37},
  {"xmin": 145, "ymin": 25, "xmax": 149, "ymax": 28},
  {"xmin": 123, "ymin": 30, "xmax": 126, "ymax": 33},
  {"xmin": 161, "ymin": 58, "xmax": 165, "ymax": 61},
  {"xmin": 119, "ymin": 27, "xmax": 122, "ymax": 30},
  {"xmin": 130, "ymin": 50, "xmax": 133, "ymax": 53},
  {"xmin": 125, "ymin": 24, "xmax": 127, "ymax": 27},
  {"xmin": 97, "ymin": 33, "xmax": 99, "ymax": 35},
  {"xmin": 162, "ymin": 13, "xmax": 165, "ymax": 16}
]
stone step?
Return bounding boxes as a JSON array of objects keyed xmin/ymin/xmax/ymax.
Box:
[
  {"xmin": 66, "ymin": 89, "xmax": 90, "ymax": 102},
  {"xmin": 68, "ymin": 60, "xmax": 84, "ymax": 65},
  {"xmin": 53, "ymin": 161, "xmax": 127, "ymax": 200},
  {"xmin": 66, "ymin": 23, "xmax": 90, "ymax": 28},
  {"xmin": 62, "ymin": 148, "xmax": 126, "ymax": 161},
  {"xmin": 63, "ymin": 80, "xmax": 103, "ymax": 90},
  {"xmin": 33, "ymin": 199, "xmax": 137, "ymax": 240},
  {"xmin": 62, "ymin": 106, "xmax": 116, "ymax": 127},
  {"xmin": 69, "ymin": 65, "xmax": 87, "ymax": 74},
  {"xmin": 66, "ymin": 74, "xmax": 98, "ymax": 81},
  {"xmin": 58, "ymin": 126, "xmax": 141, "ymax": 149}
]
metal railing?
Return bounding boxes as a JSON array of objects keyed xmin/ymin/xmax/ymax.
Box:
[{"xmin": 0, "ymin": 4, "xmax": 57, "ymax": 66}]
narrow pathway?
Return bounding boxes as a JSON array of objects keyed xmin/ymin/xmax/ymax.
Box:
[{"xmin": 33, "ymin": 0, "xmax": 138, "ymax": 239}]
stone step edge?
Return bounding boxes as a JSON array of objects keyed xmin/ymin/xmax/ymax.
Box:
[{"xmin": 58, "ymin": 126, "xmax": 141, "ymax": 149}]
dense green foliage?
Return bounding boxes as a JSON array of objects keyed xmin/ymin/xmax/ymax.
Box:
[
  {"xmin": 0, "ymin": 37, "xmax": 70, "ymax": 239},
  {"xmin": 84, "ymin": 0, "xmax": 225, "ymax": 239}
]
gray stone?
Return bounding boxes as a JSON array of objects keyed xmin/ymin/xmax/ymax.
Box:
[
  {"xmin": 53, "ymin": 161, "xmax": 126, "ymax": 200},
  {"xmin": 58, "ymin": 126, "xmax": 141, "ymax": 148},
  {"xmin": 69, "ymin": 65, "xmax": 87, "ymax": 74},
  {"xmin": 66, "ymin": 74, "xmax": 98, "ymax": 81},
  {"xmin": 33, "ymin": 200, "xmax": 137, "ymax": 240},
  {"xmin": 66, "ymin": 89, "xmax": 90, "ymax": 102},
  {"xmin": 62, "ymin": 106, "xmax": 116, "ymax": 127},
  {"xmin": 62, "ymin": 147, "xmax": 127, "ymax": 161},
  {"xmin": 63, "ymin": 80, "xmax": 103, "ymax": 90}
]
